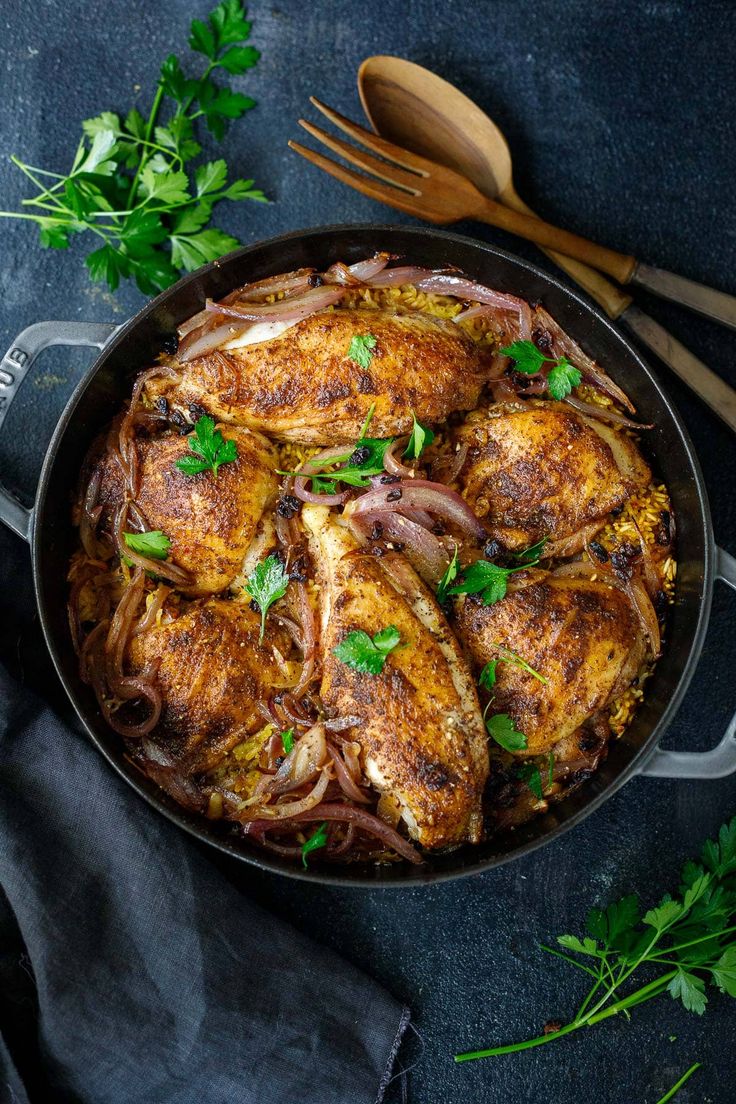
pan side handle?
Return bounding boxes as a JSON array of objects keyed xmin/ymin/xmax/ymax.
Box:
[
  {"xmin": 639, "ymin": 546, "xmax": 736, "ymax": 779},
  {"xmin": 0, "ymin": 321, "xmax": 120, "ymax": 541}
]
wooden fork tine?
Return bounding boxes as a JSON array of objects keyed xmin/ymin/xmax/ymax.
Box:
[
  {"xmin": 309, "ymin": 96, "xmax": 432, "ymax": 177},
  {"xmin": 287, "ymin": 140, "xmax": 432, "ymax": 220},
  {"xmin": 297, "ymin": 118, "xmax": 422, "ymax": 194}
]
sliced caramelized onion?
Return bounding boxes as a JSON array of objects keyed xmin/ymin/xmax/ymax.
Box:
[
  {"xmin": 327, "ymin": 742, "xmax": 371, "ymax": 804},
  {"xmin": 348, "ymin": 478, "xmax": 486, "ymax": 540},
  {"xmin": 324, "ymin": 255, "xmax": 391, "ymax": 285},
  {"xmin": 245, "ymin": 768, "xmax": 330, "ymax": 820},
  {"xmin": 205, "ymin": 285, "xmax": 345, "ymax": 322},
  {"xmin": 230, "ymin": 268, "xmax": 317, "ymax": 302},
  {"xmin": 290, "ymin": 804, "xmax": 423, "ymax": 864},
  {"xmin": 365, "ymin": 265, "xmax": 437, "ymax": 287},
  {"xmin": 624, "ymin": 575, "xmax": 661, "ymax": 658},
  {"xmin": 261, "ymin": 723, "xmax": 327, "ymax": 796},
  {"xmin": 382, "ymin": 437, "xmax": 414, "ymax": 478},
  {"xmin": 179, "ymin": 320, "xmax": 249, "ymax": 363},
  {"xmin": 415, "ymin": 275, "xmax": 532, "ymax": 340},
  {"xmin": 430, "ymin": 442, "xmax": 468, "ymax": 485},
  {"xmin": 534, "ymin": 306, "xmax": 635, "ymax": 412},
  {"xmin": 564, "ymin": 393, "xmax": 650, "ymax": 430},
  {"xmin": 351, "ymin": 510, "xmax": 450, "ymax": 584}
]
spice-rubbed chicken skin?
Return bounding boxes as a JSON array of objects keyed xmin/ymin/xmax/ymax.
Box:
[
  {"xmin": 454, "ymin": 572, "xmax": 645, "ymax": 756},
  {"xmin": 95, "ymin": 425, "xmax": 277, "ymax": 596},
  {"xmin": 302, "ymin": 505, "xmax": 489, "ymax": 849},
  {"xmin": 128, "ymin": 598, "xmax": 291, "ymax": 776},
  {"xmin": 454, "ymin": 402, "xmax": 650, "ymax": 556},
  {"xmin": 149, "ymin": 307, "xmax": 487, "ymax": 443}
]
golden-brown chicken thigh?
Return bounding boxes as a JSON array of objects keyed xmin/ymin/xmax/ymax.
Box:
[
  {"xmin": 454, "ymin": 571, "xmax": 645, "ymax": 756},
  {"xmin": 96, "ymin": 425, "xmax": 277, "ymax": 595},
  {"xmin": 454, "ymin": 402, "xmax": 650, "ymax": 556},
  {"xmin": 151, "ymin": 307, "xmax": 487, "ymax": 443},
  {"xmin": 302, "ymin": 505, "xmax": 489, "ymax": 849},
  {"xmin": 128, "ymin": 598, "xmax": 291, "ymax": 775}
]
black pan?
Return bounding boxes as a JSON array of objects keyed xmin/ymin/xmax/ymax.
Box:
[{"xmin": 1, "ymin": 224, "xmax": 735, "ymax": 886}]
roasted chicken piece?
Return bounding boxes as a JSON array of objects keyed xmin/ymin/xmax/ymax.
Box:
[
  {"xmin": 302, "ymin": 505, "xmax": 489, "ymax": 849},
  {"xmin": 128, "ymin": 598, "xmax": 292, "ymax": 776},
  {"xmin": 454, "ymin": 571, "xmax": 645, "ymax": 756},
  {"xmin": 149, "ymin": 307, "xmax": 487, "ymax": 443},
  {"xmin": 454, "ymin": 402, "xmax": 651, "ymax": 556},
  {"xmin": 95, "ymin": 425, "xmax": 277, "ymax": 596}
]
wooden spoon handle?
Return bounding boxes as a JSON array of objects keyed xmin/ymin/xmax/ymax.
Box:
[
  {"xmin": 501, "ymin": 187, "xmax": 632, "ymax": 319},
  {"xmin": 472, "ymin": 193, "xmax": 636, "ymax": 285}
]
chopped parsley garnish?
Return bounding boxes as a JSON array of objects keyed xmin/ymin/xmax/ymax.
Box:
[
  {"xmin": 436, "ymin": 545, "xmax": 459, "ymax": 605},
  {"xmin": 333, "ymin": 625, "xmax": 404, "ymax": 675},
  {"xmin": 485, "ymin": 713, "xmax": 527, "ymax": 753},
  {"xmin": 517, "ymin": 762, "xmax": 544, "ymax": 799},
  {"xmin": 512, "ymin": 536, "xmax": 548, "ymax": 564},
  {"xmin": 244, "ymin": 554, "xmax": 288, "ymax": 642},
  {"xmin": 455, "ymin": 815, "xmax": 736, "ymax": 1064},
  {"xmin": 485, "ymin": 644, "xmax": 548, "ymax": 685},
  {"xmin": 175, "ymin": 415, "xmax": 238, "ymax": 477},
  {"xmin": 280, "ymin": 728, "xmax": 295, "ymax": 754},
  {"xmin": 448, "ymin": 541, "xmax": 545, "ymax": 606},
  {"xmin": 347, "ymin": 333, "xmax": 378, "ymax": 369},
  {"xmin": 404, "ymin": 411, "xmax": 435, "ymax": 461},
  {"xmin": 501, "ymin": 339, "xmax": 582, "ymax": 401},
  {"xmin": 301, "ymin": 822, "xmax": 328, "ymax": 868},
  {"xmin": 277, "ymin": 404, "xmax": 394, "ymax": 493},
  {"xmin": 123, "ymin": 529, "xmax": 171, "ymax": 560}
]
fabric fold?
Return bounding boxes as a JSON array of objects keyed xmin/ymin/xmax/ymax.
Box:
[{"xmin": 0, "ymin": 666, "xmax": 408, "ymax": 1104}]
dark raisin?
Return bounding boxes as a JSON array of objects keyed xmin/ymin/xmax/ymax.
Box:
[
  {"xmin": 372, "ymin": 545, "xmax": 386, "ymax": 557},
  {"xmin": 386, "ymin": 488, "xmax": 402, "ymax": 502},
  {"xmin": 483, "ymin": 538, "xmax": 503, "ymax": 559},
  {"xmin": 349, "ymin": 446, "xmax": 371, "ymax": 466},
  {"xmin": 248, "ymin": 599, "xmax": 260, "ymax": 613},
  {"xmin": 380, "ymin": 474, "xmax": 400, "ymax": 484},
  {"xmin": 370, "ymin": 521, "xmax": 383, "ymax": 540},
  {"xmin": 274, "ymin": 756, "xmax": 284, "ymax": 768},
  {"xmin": 155, "ymin": 396, "xmax": 169, "ymax": 414},
  {"xmin": 276, "ymin": 495, "xmax": 300, "ymax": 519},
  {"xmin": 161, "ymin": 334, "xmax": 179, "ymax": 356},
  {"xmin": 169, "ymin": 409, "xmax": 190, "ymax": 435},
  {"xmin": 308, "ymin": 274, "xmax": 324, "ymax": 287},
  {"xmin": 289, "ymin": 555, "xmax": 307, "ymax": 583},
  {"xmin": 432, "ymin": 522, "xmax": 446, "ymax": 536},
  {"xmin": 390, "ymin": 541, "xmax": 405, "ymax": 552},
  {"xmin": 188, "ymin": 402, "xmax": 208, "ymax": 421},
  {"xmin": 589, "ymin": 541, "xmax": 609, "ymax": 563}
]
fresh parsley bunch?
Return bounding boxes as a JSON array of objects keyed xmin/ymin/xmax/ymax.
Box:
[
  {"xmin": 0, "ymin": 0, "xmax": 266, "ymax": 294},
  {"xmin": 456, "ymin": 815, "xmax": 736, "ymax": 1063}
]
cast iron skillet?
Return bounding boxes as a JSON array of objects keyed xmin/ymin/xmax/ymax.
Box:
[{"xmin": 1, "ymin": 224, "xmax": 735, "ymax": 887}]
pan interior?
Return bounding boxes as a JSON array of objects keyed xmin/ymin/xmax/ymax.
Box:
[{"xmin": 33, "ymin": 225, "xmax": 711, "ymax": 886}]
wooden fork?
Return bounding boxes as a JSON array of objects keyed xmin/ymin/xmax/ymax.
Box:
[{"xmin": 290, "ymin": 98, "xmax": 736, "ymax": 332}]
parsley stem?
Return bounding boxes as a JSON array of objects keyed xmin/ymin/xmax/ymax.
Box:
[
  {"xmin": 454, "ymin": 971, "xmax": 677, "ymax": 1062},
  {"xmin": 11, "ymin": 156, "xmax": 68, "ymax": 210},
  {"xmin": 126, "ymin": 82, "xmax": 165, "ymax": 207},
  {"xmin": 648, "ymin": 923, "xmax": 736, "ymax": 959},
  {"xmin": 654, "ymin": 1062, "xmax": 701, "ymax": 1104},
  {"xmin": 538, "ymin": 944, "xmax": 600, "ymax": 980}
]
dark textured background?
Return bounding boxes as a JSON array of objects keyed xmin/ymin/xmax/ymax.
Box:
[{"xmin": 1, "ymin": 1, "xmax": 735, "ymax": 1101}]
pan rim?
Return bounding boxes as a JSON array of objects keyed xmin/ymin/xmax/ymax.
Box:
[{"xmin": 31, "ymin": 222, "xmax": 715, "ymax": 887}]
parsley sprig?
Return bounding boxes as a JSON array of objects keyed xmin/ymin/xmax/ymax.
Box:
[
  {"xmin": 333, "ymin": 626, "xmax": 404, "ymax": 675},
  {"xmin": 478, "ymin": 645, "xmax": 546, "ymax": 755},
  {"xmin": 404, "ymin": 411, "xmax": 435, "ymax": 461},
  {"xmin": 123, "ymin": 529, "xmax": 171, "ymax": 560},
  {"xmin": 277, "ymin": 405, "xmax": 393, "ymax": 493},
  {"xmin": 0, "ymin": 0, "xmax": 266, "ymax": 294},
  {"xmin": 501, "ymin": 339, "xmax": 582, "ymax": 401},
  {"xmin": 448, "ymin": 539, "xmax": 546, "ymax": 607},
  {"xmin": 244, "ymin": 554, "xmax": 289, "ymax": 642},
  {"xmin": 175, "ymin": 415, "xmax": 238, "ymax": 477},
  {"xmin": 455, "ymin": 816, "xmax": 736, "ymax": 1063}
]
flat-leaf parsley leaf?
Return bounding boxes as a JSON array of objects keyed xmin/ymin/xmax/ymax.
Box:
[
  {"xmin": 333, "ymin": 625, "xmax": 404, "ymax": 675},
  {"xmin": 501, "ymin": 339, "xmax": 582, "ymax": 401},
  {"xmin": 347, "ymin": 334, "xmax": 378, "ymax": 370},
  {"xmin": 244, "ymin": 554, "xmax": 289, "ymax": 642},
  {"xmin": 123, "ymin": 529, "xmax": 171, "ymax": 559},
  {"xmin": 301, "ymin": 822, "xmax": 328, "ymax": 868},
  {"xmin": 404, "ymin": 411, "xmax": 435, "ymax": 461},
  {"xmin": 175, "ymin": 415, "xmax": 238, "ymax": 477}
]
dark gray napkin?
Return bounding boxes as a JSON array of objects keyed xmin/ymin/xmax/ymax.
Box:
[{"xmin": 0, "ymin": 666, "xmax": 408, "ymax": 1104}]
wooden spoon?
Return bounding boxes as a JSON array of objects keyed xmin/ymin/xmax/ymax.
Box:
[{"xmin": 358, "ymin": 55, "xmax": 736, "ymax": 433}]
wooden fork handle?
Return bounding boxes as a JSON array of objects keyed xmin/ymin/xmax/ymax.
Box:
[{"xmin": 472, "ymin": 194, "xmax": 637, "ymax": 285}]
